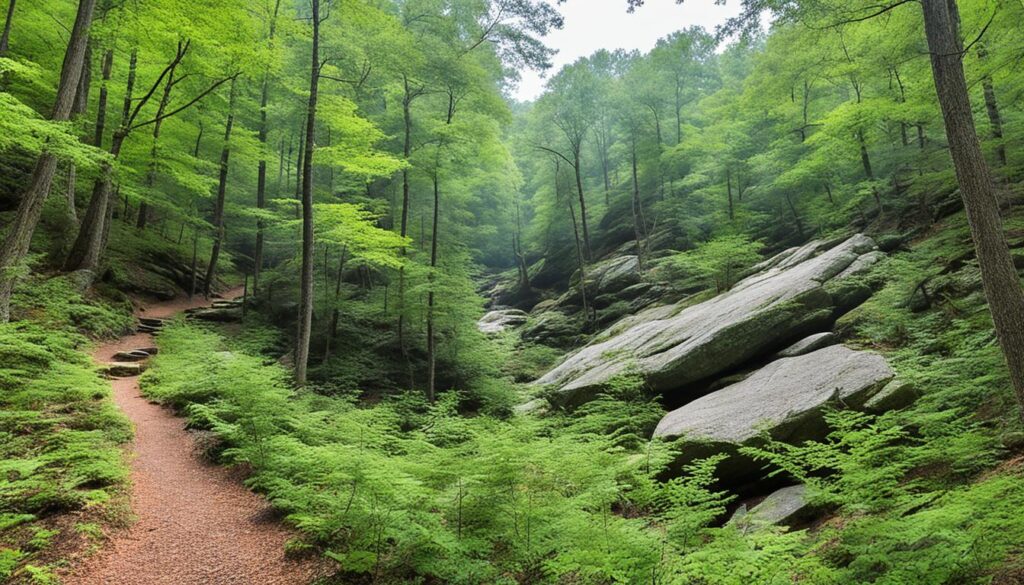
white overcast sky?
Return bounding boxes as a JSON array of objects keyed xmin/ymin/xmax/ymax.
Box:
[{"xmin": 512, "ymin": 0, "xmax": 744, "ymax": 102}]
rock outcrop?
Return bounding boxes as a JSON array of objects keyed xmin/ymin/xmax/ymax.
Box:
[
  {"xmin": 477, "ymin": 309, "xmax": 529, "ymax": 334},
  {"xmin": 535, "ymin": 235, "xmax": 881, "ymax": 406},
  {"xmin": 729, "ymin": 484, "xmax": 811, "ymax": 531},
  {"xmin": 774, "ymin": 332, "xmax": 837, "ymax": 359},
  {"xmin": 653, "ymin": 345, "xmax": 894, "ymax": 481}
]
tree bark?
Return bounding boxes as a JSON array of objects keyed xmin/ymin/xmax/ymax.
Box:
[
  {"xmin": 295, "ymin": 0, "xmax": 321, "ymax": 386},
  {"xmin": 397, "ymin": 76, "xmax": 415, "ymax": 346},
  {"xmin": 203, "ymin": 77, "xmax": 237, "ymax": 298},
  {"xmin": 726, "ymin": 168, "xmax": 734, "ymax": 221},
  {"xmin": 922, "ymin": 0, "xmax": 1024, "ymax": 423},
  {"xmin": 857, "ymin": 129, "xmax": 873, "ymax": 180},
  {"xmin": 137, "ymin": 55, "xmax": 180, "ymax": 231},
  {"xmin": 0, "ymin": 0, "xmax": 15, "ymax": 56},
  {"xmin": 427, "ymin": 173, "xmax": 440, "ymax": 402},
  {"xmin": 976, "ymin": 45, "xmax": 1006, "ymax": 167},
  {"xmin": 0, "ymin": 0, "xmax": 96, "ymax": 322},
  {"xmin": 253, "ymin": 0, "xmax": 282, "ymax": 296},
  {"xmin": 322, "ymin": 246, "xmax": 347, "ymax": 364},
  {"xmin": 65, "ymin": 47, "xmax": 136, "ymax": 273},
  {"xmin": 630, "ymin": 133, "xmax": 646, "ymax": 268},
  {"xmin": 572, "ymin": 149, "xmax": 592, "ymax": 261}
]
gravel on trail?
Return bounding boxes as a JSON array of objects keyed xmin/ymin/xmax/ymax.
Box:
[{"xmin": 64, "ymin": 290, "xmax": 327, "ymax": 585}]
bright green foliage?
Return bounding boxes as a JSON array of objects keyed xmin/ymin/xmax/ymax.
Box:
[
  {"xmin": 142, "ymin": 321, "xmax": 740, "ymax": 583},
  {"xmin": 655, "ymin": 234, "xmax": 763, "ymax": 292},
  {"xmin": 0, "ymin": 279, "xmax": 132, "ymax": 582}
]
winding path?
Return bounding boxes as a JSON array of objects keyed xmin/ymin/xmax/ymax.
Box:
[{"xmin": 64, "ymin": 291, "xmax": 324, "ymax": 585}]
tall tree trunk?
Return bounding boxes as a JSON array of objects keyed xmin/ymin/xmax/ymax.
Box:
[
  {"xmin": 726, "ymin": 168, "xmax": 734, "ymax": 221},
  {"xmin": 295, "ymin": 0, "xmax": 321, "ymax": 386},
  {"xmin": 922, "ymin": 0, "xmax": 1024, "ymax": 423},
  {"xmin": 203, "ymin": 77, "xmax": 238, "ymax": 298},
  {"xmin": 64, "ymin": 164, "xmax": 78, "ymax": 225},
  {"xmin": 189, "ymin": 227, "xmax": 198, "ymax": 299},
  {"xmin": 630, "ymin": 134, "xmax": 646, "ymax": 269},
  {"xmin": 568, "ymin": 196, "xmax": 591, "ymax": 324},
  {"xmin": 137, "ymin": 56, "xmax": 180, "ymax": 231},
  {"xmin": 976, "ymin": 45, "xmax": 1006, "ymax": 167},
  {"xmin": 397, "ymin": 77, "xmax": 414, "ymax": 346},
  {"xmin": 65, "ymin": 47, "xmax": 136, "ymax": 273},
  {"xmin": 322, "ymin": 246, "xmax": 347, "ymax": 364},
  {"xmin": 857, "ymin": 129, "xmax": 874, "ymax": 180},
  {"xmin": 427, "ymin": 173, "xmax": 440, "ymax": 403},
  {"xmin": 572, "ymin": 150, "xmax": 592, "ymax": 261},
  {"xmin": 783, "ymin": 192, "xmax": 805, "ymax": 239},
  {"xmin": 0, "ymin": 0, "xmax": 95, "ymax": 322},
  {"xmin": 253, "ymin": 0, "xmax": 282, "ymax": 296},
  {"xmin": 0, "ymin": 0, "xmax": 15, "ymax": 56}
]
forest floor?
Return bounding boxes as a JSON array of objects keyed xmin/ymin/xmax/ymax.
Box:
[{"xmin": 62, "ymin": 289, "xmax": 326, "ymax": 585}]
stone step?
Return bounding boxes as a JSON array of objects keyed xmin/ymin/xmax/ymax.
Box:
[
  {"xmin": 138, "ymin": 317, "xmax": 165, "ymax": 327},
  {"xmin": 100, "ymin": 362, "xmax": 146, "ymax": 378},
  {"xmin": 112, "ymin": 350, "xmax": 152, "ymax": 362}
]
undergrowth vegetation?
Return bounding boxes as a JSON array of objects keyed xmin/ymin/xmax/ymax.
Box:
[
  {"xmin": 140, "ymin": 213, "xmax": 1024, "ymax": 584},
  {"xmin": 0, "ymin": 277, "xmax": 132, "ymax": 583}
]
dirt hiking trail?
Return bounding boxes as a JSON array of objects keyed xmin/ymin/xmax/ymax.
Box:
[{"xmin": 64, "ymin": 290, "xmax": 325, "ymax": 585}]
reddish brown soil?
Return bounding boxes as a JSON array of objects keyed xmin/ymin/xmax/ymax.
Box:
[{"xmin": 64, "ymin": 290, "xmax": 326, "ymax": 585}]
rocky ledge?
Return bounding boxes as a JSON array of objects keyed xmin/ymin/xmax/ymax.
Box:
[{"xmin": 534, "ymin": 234, "xmax": 883, "ymax": 407}]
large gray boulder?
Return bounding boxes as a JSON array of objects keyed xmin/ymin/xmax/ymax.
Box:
[
  {"xmin": 477, "ymin": 309, "xmax": 529, "ymax": 334},
  {"xmin": 591, "ymin": 255, "xmax": 641, "ymax": 294},
  {"xmin": 653, "ymin": 345, "xmax": 894, "ymax": 481},
  {"xmin": 535, "ymin": 235, "xmax": 880, "ymax": 406},
  {"xmin": 729, "ymin": 485, "xmax": 811, "ymax": 531}
]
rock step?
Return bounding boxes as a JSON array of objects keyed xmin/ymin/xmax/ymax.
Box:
[
  {"xmin": 112, "ymin": 350, "xmax": 152, "ymax": 362},
  {"xmin": 138, "ymin": 317, "xmax": 165, "ymax": 327},
  {"xmin": 211, "ymin": 299, "xmax": 242, "ymax": 309},
  {"xmin": 100, "ymin": 362, "xmax": 146, "ymax": 378},
  {"xmin": 136, "ymin": 325, "xmax": 161, "ymax": 334}
]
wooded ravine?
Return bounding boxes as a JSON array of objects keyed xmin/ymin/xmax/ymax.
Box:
[{"xmin": 3, "ymin": 0, "xmax": 1024, "ymax": 583}]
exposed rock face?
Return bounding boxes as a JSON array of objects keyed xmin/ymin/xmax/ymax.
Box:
[
  {"xmin": 775, "ymin": 332, "xmax": 837, "ymax": 359},
  {"xmin": 729, "ymin": 484, "xmax": 810, "ymax": 531},
  {"xmin": 535, "ymin": 235, "xmax": 880, "ymax": 406},
  {"xmin": 477, "ymin": 309, "xmax": 529, "ymax": 334},
  {"xmin": 653, "ymin": 345, "xmax": 894, "ymax": 481},
  {"xmin": 864, "ymin": 378, "xmax": 919, "ymax": 413},
  {"xmin": 588, "ymin": 255, "xmax": 641, "ymax": 295}
]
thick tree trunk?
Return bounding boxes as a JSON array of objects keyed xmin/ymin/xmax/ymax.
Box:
[
  {"xmin": 0, "ymin": 0, "xmax": 95, "ymax": 322},
  {"xmin": 922, "ymin": 0, "xmax": 1024, "ymax": 423},
  {"xmin": 203, "ymin": 77, "xmax": 237, "ymax": 298},
  {"xmin": 0, "ymin": 0, "xmax": 15, "ymax": 56},
  {"xmin": 295, "ymin": 0, "xmax": 321, "ymax": 386},
  {"xmin": 65, "ymin": 48, "xmax": 136, "ymax": 273}
]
